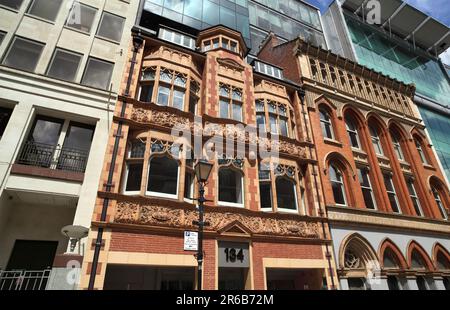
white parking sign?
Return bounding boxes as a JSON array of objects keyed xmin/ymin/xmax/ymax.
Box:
[{"xmin": 184, "ymin": 231, "xmax": 198, "ymax": 251}]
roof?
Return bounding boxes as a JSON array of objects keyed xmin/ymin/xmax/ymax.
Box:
[{"xmin": 341, "ymin": 0, "xmax": 450, "ymax": 55}]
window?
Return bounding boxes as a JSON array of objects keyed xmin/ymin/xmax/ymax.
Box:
[
  {"xmin": 406, "ymin": 178, "xmax": 423, "ymax": 216},
  {"xmin": 319, "ymin": 109, "xmax": 334, "ymax": 139},
  {"xmin": 345, "ymin": 116, "xmax": 360, "ymax": 149},
  {"xmin": 415, "ymin": 140, "xmax": 428, "ymax": 165},
  {"xmin": 432, "ymin": 188, "xmax": 448, "ymax": 220},
  {"xmin": 17, "ymin": 116, "xmax": 93, "ymax": 172},
  {"xmin": 218, "ymin": 168, "xmax": 243, "ymax": 207},
  {"xmin": 329, "ymin": 165, "xmax": 346, "ymax": 206},
  {"xmin": 347, "ymin": 278, "xmax": 366, "ymax": 290},
  {"xmin": 65, "ymin": 2, "xmax": 97, "ymax": 33},
  {"xmin": 416, "ymin": 276, "xmax": 428, "ymax": 290},
  {"xmin": 157, "ymin": 69, "xmax": 187, "ymax": 110},
  {"xmin": 188, "ymin": 80, "xmax": 200, "ymax": 114},
  {"xmin": 357, "ymin": 168, "xmax": 376, "ymax": 210},
  {"xmin": 0, "ymin": 0, "xmax": 24, "ymax": 10},
  {"xmin": 0, "ymin": 31, "xmax": 5, "ymax": 45},
  {"xmin": 219, "ymin": 84, "xmax": 243, "ymax": 122},
  {"xmin": 46, "ymin": 49, "xmax": 82, "ymax": 82},
  {"xmin": 276, "ymin": 178, "xmax": 298, "ymax": 212},
  {"xmin": 258, "ymin": 163, "xmax": 272, "ymax": 211},
  {"xmin": 0, "ymin": 107, "xmax": 13, "ymax": 140},
  {"xmin": 383, "ymin": 174, "xmax": 400, "ymax": 213},
  {"xmin": 159, "ymin": 28, "xmax": 195, "ymax": 49},
  {"xmin": 123, "ymin": 140, "xmax": 145, "ymax": 195},
  {"xmin": 96, "ymin": 12, "xmax": 125, "ymax": 42},
  {"xmin": 391, "ymin": 132, "xmax": 404, "ymax": 161},
  {"xmin": 2, "ymin": 36, "xmax": 44, "ymax": 72},
  {"xmin": 184, "ymin": 171, "xmax": 194, "ymax": 201},
  {"xmin": 26, "ymin": 0, "xmax": 63, "ymax": 21},
  {"xmin": 81, "ymin": 57, "xmax": 114, "ymax": 90},
  {"xmin": 147, "ymin": 156, "xmax": 179, "ymax": 199},
  {"xmin": 138, "ymin": 68, "xmax": 156, "ymax": 102},
  {"xmin": 369, "ymin": 125, "xmax": 383, "ymax": 155},
  {"xmin": 254, "ymin": 61, "xmax": 283, "ymax": 79},
  {"xmin": 255, "ymin": 99, "xmax": 293, "ymax": 137}
]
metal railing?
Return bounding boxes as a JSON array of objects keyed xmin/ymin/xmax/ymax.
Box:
[
  {"xmin": 17, "ymin": 141, "xmax": 89, "ymax": 173},
  {"xmin": 0, "ymin": 269, "xmax": 51, "ymax": 290}
]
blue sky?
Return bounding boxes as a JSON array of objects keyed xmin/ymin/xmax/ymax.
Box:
[{"xmin": 305, "ymin": 0, "xmax": 450, "ymax": 26}]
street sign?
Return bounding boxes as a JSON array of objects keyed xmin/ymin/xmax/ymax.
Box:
[{"xmin": 184, "ymin": 231, "xmax": 198, "ymax": 251}]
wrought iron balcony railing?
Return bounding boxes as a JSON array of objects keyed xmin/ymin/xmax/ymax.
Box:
[
  {"xmin": 0, "ymin": 269, "xmax": 51, "ymax": 290},
  {"xmin": 17, "ymin": 141, "xmax": 90, "ymax": 173}
]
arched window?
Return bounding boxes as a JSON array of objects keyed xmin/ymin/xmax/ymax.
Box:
[
  {"xmin": 411, "ymin": 250, "xmax": 427, "ymax": 270},
  {"xmin": 432, "ymin": 187, "xmax": 448, "ymax": 220},
  {"xmin": 436, "ymin": 251, "xmax": 450, "ymax": 270},
  {"xmin": 329, "ymin": 165, "xmax": 347, "ymax": 206},
  {"xmin": 390, "ymin": 132, "xmax": 404, "ymax": 161},
  {"xmin": 276, "ymin": 177, "xmax": 298, "ymax": 212},
  {"xmin": 345, "ymin": 115, "xmax": 360, "ymax": 149},
  {"xmin": 123, "ymin": 139, "xmax": 146, "ymax": 195},
  {"xmin": 415, "ymin": 139, "xmax": 428, "ymax": 165},
  {"xmin": 147, "ymin": 156, "xmax": 179, "ymax": 199},
  {"xmin": 369, "ymin": 125, "xmax": 384, "ymax": 155},
  {"xmin": 319, "ymin": 108, "xmax": 334, "ymax": 140},
  {"xmin": 383, "ymin": 248, "xmax": 400, "ymax": 269},
  {"xmin": 218, "ymin": 168, "xmax": 244, "ymax": 207}
]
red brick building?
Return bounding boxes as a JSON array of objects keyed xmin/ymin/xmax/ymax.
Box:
[
  {"xmin": 79, "ymin": 26, "xmax": 339, "ymax": 290},
  {"xmin": 258, "ymin": 35, "xmax": 450, "ymax": 290}
]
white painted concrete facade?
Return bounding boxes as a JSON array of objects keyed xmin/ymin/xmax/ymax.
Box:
[{"xmin": 0, "ymin": 0, "xmax": 139, "ymax": 289}]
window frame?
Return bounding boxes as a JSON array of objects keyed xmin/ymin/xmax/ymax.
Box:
[
  {"xmin": 329, "ymin": 164, "xmax": 347, "ymax": 206},
  {"xmin": 319, "ymin": 108, "xmax": 334, "ymax": 140},
  {"xmin": 26, "ymin": 0, "xmax": 63, "ymax": 22},
  {"xmin": 0, "ymin": 106, "xmax": 13, "ymax": 140},
  {"xmin": 96, "ymin": 11, "xmax": 126, "ymax": 43},
  {"xmin": 2, "ymin": 36, "xmax": 45, "ymax": 72},
  {"xmin": 64, "ymin": 1, "xmax": 98, "ymax": 34},
  {"xmin": 369, "ymin": 125, "xmax": 384, "ymax": 156},
  {"xmin": 81, "ymin": 57, "xmax": 114, "ymax": 90},
  {"xmin": 345, "ymin": 115, "xmax": 361, "ymax": 149},
  {"xmin": 406, "ymin": 178, "xmax": 423, "ymax": 217},
  {"xmin": 0, "ymin": 0, "xmax": 24, "ymax": 10},
  {"xmin": 255, "ymin": 98, "xmax": 294, "ymax": 138},
  {"xmin": 218, "ymin": 167, "xmax": 245, "ymax": 208},
  {"xmin": 45, "ymin": 48, "xmax": 82, "ymax": 82},
  {"xmin": 275, "ymin": 176, "xmax": 299, "ymax": 214},
  {"xmin": 383, "ymin": 173, "xmax": 401, "ymax": 214},
  {"xmin": 415, "ymin": 139, "xmax": 428, "ymax": 165},
  {"xmin": 391, "ymin": 132, "xmax": 404, "ymax": 161},
  {"xmin": 357, "ymin": 167, "xmax": 377, "ymax": 210},
  {"xmin": 122, "ymin": 140, "xmax": 146, "ymax": 196},
  {"xmin": 146, "ymin": 155, "xmax": 180, "ymax": 200},
  {"xmin": 432, "ymin": 188, "xmax": 448, "ymax": 220},
  {"xmin": 219, "ymin": 83, "xmax": 243, "ymax": 122}
]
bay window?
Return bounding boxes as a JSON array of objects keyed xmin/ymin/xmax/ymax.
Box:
[
  {"xmin": 255, "ymin": 98, "xmax": 294, "ymax": 137},
  {"xmin": 219, "ymin": 84, "xmax": 243, "ymax": 122}
]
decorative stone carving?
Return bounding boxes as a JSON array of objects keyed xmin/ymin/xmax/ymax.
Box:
[{"xmin": 114, "ymin": 202, "xmax": 321, "ymax": 239}]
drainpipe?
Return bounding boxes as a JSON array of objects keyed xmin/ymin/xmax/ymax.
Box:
[
  {"xmin": 88, "ymin": 34, "xmax": 144, "ymax": 290},
  {"xmin": 298, "ymin": 89, "xmax": 337, "ymax": 290}
]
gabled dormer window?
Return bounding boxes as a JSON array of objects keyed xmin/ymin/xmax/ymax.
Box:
[{"xmin": 159, "ymin": 28, "xmax": 196, "ymax": 50}]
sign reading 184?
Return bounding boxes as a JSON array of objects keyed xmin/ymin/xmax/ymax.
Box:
[{"xmin": 224, "ymin": 247, "xmax": 245, "ymax": 263}]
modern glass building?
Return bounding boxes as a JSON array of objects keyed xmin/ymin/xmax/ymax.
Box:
[
  {"xmin": 138, "ymin": 0, "xmax": 327, "ymax": 57},
  {"xmin": 323, "ymin": 0, "xmax": 450, "ymax": 182}
]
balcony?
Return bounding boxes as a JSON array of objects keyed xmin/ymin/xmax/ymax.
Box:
[
  {"xmin": 0, "ymin": 269, "xmax": 51, "ymax": 291},
  {"xmin": 17, "ymin": 141, "xmax": 89, "ymax": 173}
]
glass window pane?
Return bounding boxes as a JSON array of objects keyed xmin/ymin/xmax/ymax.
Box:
[
  {"xmin": 203, "ymin": 0, "xmax": 219, "ymax": 26},
  {"xmin": 256, "ymin": 114, "xmax": 266, "ymax": 132},
  {"xmin": 125, "ymin": 163, "xmax": 143, "ymax": 192},
  {"xmin": 157, "ymin": 85, "xmax": 170, "ymax": 106},
  {"xmin": 259, "ymin": 183, "xmax": 272, "ymax": 210},
  {"xmin": 219, "ymin": 168, "xmax": 242, "ymax": 204},
  {"xmin": 189, "ymin": 94, "xmax": 198, "ymax": 114},
  {"xmin": 276, "ymin": 178, "xmax": 297, "ymax": 210},
  {"xmin": 184, "ymin": 0, "xmax": 201, "ymax": 19},
  {"xmin": 66, "ymin": 2, "xmax": 97, "ymax": 33},
  {"xmin": 173, "ymin": 89, "xmax": 185, "ymax": 110},
  {"xmin": 184, "ymin": 172, "xmax": 194, "ymax": 199},
  {"xmin": 220, "ymin": 6, "xmax": 236, "ymax": 29},
  {"xmin": 81, "ymin": 58, "xmax": 114, "ymax": 90},
  {"xmin": 29, "ymin": 116, "xmax": 63, "ymax": 145},
  {"xmin": 139, "ymin": 83, "xmax": 154, "ymax": 102},
  {"xmin": 62, "ymin": 122, "xmax": 94, "ymax": 151},
  {"xmin": 0, "ymin": 107, "xmax": 13, "ymax": 140},
  {"xmin": 280, "ymin": 118, "xmax": 288, "ymax": 136},
  {"xmin": 0, "ymin": 0, "xmax": 24, "ymax": 10},
  {"xmin": 97, "ymin": 12, "xmax": 125, "ymax": 42},
  {"xmin": 3, "ymin": 37, "xmax": 44, "ymax": 72},
  {"xmin": 220, "ymin": 99, "xmax": 229, "ymax": 119},
  {"xmin": 147, "ymin": 156, "xmax": 178, "ymax": 195},
  {"xmin": 332, "ymin": 182, "xmax": 346, "ymax": 205},
  {"xmin": 27, "ymin": 0, "xmax": 62, "ymax": 21},
  {"xmin": 232, "ymin": 103, "xmax": 242, "ymax": 122},
  {"xmin": 46, "ymin": 49, "xmax": 82, "ymax": 82},
  {"xmin": 269, "ymin": 115, "xmax": 278, "ymax": 134}
]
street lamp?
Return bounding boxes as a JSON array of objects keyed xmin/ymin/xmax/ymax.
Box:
[{"xmin": 194, "ymin": 159, "xmax": 213, "ymax": 290}]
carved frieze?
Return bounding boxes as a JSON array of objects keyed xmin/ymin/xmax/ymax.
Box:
[{"xmin": 114, "ymin": 202, "xmax": 321, "ymax": 239}]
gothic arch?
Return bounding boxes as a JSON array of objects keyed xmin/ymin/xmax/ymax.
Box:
[
  {"xmin": 406, "ymin": 241, "xmax": 435, "ymax": 271},
  {"xmin": 378, "ymin": 238, "xmax": 408, "ymax": 270},
  {"xmin": 432, "ymin": 243, "xmax": 450, "ymax": 271},
  {"xmin": 324, "ymin": 151, "xmax": 356, "ymax": 178},
  {"xmin": 339, "ymin": 233, "xmax": 379, "ymax": 270}
]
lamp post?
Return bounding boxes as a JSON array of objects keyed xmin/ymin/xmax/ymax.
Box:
[{"xmin": 194, "ymin": 159, "xmax": 213, "ymax": 290}]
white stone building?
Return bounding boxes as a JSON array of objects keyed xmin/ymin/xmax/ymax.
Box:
[{"xmin": 0, "ymin": 0, "xmax": 139, "ymax": 290}]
